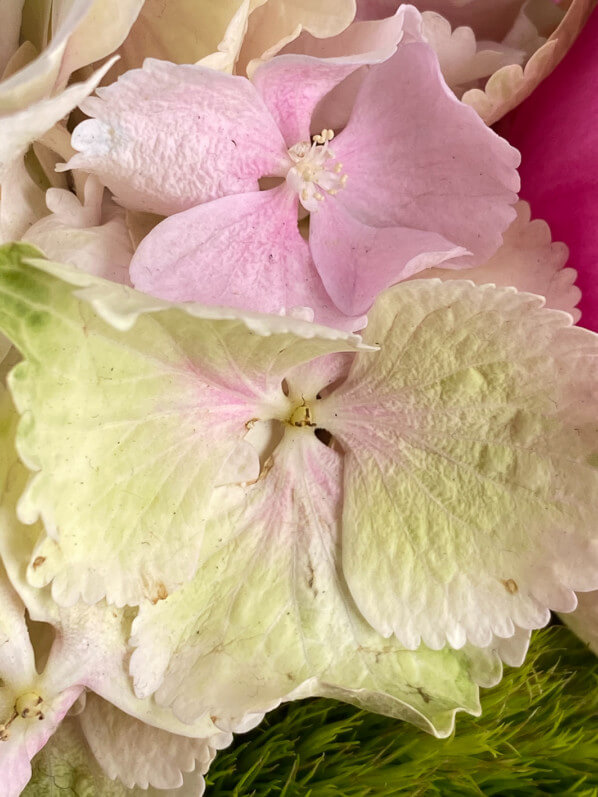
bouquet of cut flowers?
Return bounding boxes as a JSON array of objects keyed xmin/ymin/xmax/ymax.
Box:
[{"xmin": 1, "ymin": 1, "xmax": 597, "ymax": 794}]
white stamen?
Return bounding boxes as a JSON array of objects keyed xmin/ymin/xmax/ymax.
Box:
[{"xmin": 285, "ymin": 129, "xmax": 347, "ymax": 213}]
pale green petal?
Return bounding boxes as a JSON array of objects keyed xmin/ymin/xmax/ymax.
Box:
[
  {"xmin": 130, "ymin": 434, "xmax": 503, "ymax": 739},
  {"xmin": 241, "ymin": 0, "xmax": 357, "ymax": 76},
  {"xmin": 0, "ymin": 244, "xmax": 362, "ymax": 608},
  {"xmin": 54, "ymin": 0, "xmax": 143, "ymax": 87},
  {"xmin": 198, "ymin": 0, "xmax": 251, "ymax": 74},
  {"xmin": 318, "ymin": 279, "xmax": 598, "ymax": 650},
  {"xmin": 24, "ymin": 713, "xmax": 213, "ymax": 796},
  {"xmin": 78, "ymin": 693, "xmax": 228, "ymax": 790},
  {"xmin": 1, "ymin": 462, "xmax": 227, "ymax": 741}
]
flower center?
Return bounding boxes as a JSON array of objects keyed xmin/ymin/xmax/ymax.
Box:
[
  {"xmin": 287, "ymin": 402, "xmax": 317, "ymax": 429},
  {"xmin": 286, "ymin": 129, "xmax": 348, "ymax": 212}
]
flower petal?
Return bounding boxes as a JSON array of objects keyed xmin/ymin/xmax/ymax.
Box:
[
  {"xmin": 198, "ymin": 0, "xmax": 251, "ymax": 74},
  {"xmin": 130, "ymin": 433, "xmax": 504, "ymax": 738},
  {"xmin": 0, "ymin": 244, "xmax": 363, "ymax": 607},
  {"xmin": 461, "ymin": 0, "xmax": 595, "ymax": 124},
  {"xmin": 413, "ymin": 200, "xmax": 581, "ymax": 320},
  {"xmin": 115, "ymin": 0, "xmax": 246, "ymax": 74},
  {"xmin": 310, "ymin": 196, "xmax": 467, "ymax": 315},
  {"xmin": 241, "ymin": 0, "xmax": 358, "ymax": 74},
  {"xmin": 78, "ymin": 693, "xmax": 228, "ymax": 790},
  {"xmin": 56, "ymin": 0, "xmax": 143, "ymax": 86},
  {"xmin": 421, "ymin": 11, "xmax": 524, "ymax": 96},
  {"xmin": 251, "ymin": 45, "xmax": 398, "ymax": 147},
  {"xmin": 23, "ymin": 179, "xmax": 133, "ymax": 284},
  {"xmin": 318, "ymin": 279, "xmax": 598, "ymax": 649},
  {"xmin": 130, "ymin": 186, "xmax": 363, "ymax": 330},
  {"xmin": 332, "ymin": 39, "xmax": 520, "ymax": 265},
  {"xmin": 0, "ymin": 57, "xmax": 116, "ymax": 181},
  {"xmin": 0, "ymin": 0, "xmax": 89, "ymax": 111},
  {"xmin": 26, "ymin": 713, "xmax": 218, "ymax": 797},
  {"xmin": 282, "ymin": 5, "xmax": 423, "ymax": 132},
  {"xmin": 0, "ymin": 158, "xmax": 47, "ymax": 243},
  {"xmin": 63, "ymin": 59, "xmax": 289, "ymax": 216},
  {"xmin": 0, "ymin": 413, "xmax": 247, "ymax": 740}
]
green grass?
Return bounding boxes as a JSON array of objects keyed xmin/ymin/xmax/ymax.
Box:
[{"xmin": 206, "ymin": 626, "xmax": 598, "ymax": 796}]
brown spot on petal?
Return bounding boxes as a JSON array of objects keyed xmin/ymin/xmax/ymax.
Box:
[
  {"xmin": 416, "ymin": 687, "xmax": 431, "ymax": 704},
  {"xmin": 502, "ymin": 578, "xmax": 519, "ymax": 594},
  {"xmin": 151, "ymin": 583, "xmax": 168, "ymax": 604},
  {"xmin": 32, "ymin": 556, "xmax": 46, "ymax": 570}
]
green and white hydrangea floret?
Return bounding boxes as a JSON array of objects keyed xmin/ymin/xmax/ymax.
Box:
[{"xmin": 0, "ymin": 243, "xmax": 596, "ymax": 749}]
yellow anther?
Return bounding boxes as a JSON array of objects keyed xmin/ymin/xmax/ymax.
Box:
[
  {"xmin": 288, "ymin": 403, "xmax": 316, "ymax": 428},
  {"xmin": 340, "ymin": 174, "xmax": 348, "ymax": 186},
  {"xmin": 314, "ymin": 192, "xmax": 324, "ymax": 201},
  {"xmin": 334, "ymin": 163, "xmax": 343, "ymax": 173},
  {"xmin": 312, "ymin": 128, "xmax": 335, "ymax": 144}
]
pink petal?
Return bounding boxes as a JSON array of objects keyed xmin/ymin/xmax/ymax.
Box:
[
  {"xmin": 499, "ymin": 8, "xmax": 598, "ymax": 332},
  {"xmin": 282, "ymin": 5, "xmax": 423, "ymax": 133},
  {"xmin": 413, "ymin": 201, "xmax": 581, "ymax": 321},
  {"xmin": 310, "ymin": 197, "xmax": 467, "ymax": 315},
  {"xmin": 331, "ymin": 39, "xmax": 520, "ymax": 265},
  {"xmin": 130, "ymin": 186, "xmax": 363, "ymax": 330},
  {"xmin": 63, "ymin": 59, "xmax": 289, "ymax": 216},
  {"xmin": 251, "ymin": 46, "xmax": 398, "ymax": 148}
]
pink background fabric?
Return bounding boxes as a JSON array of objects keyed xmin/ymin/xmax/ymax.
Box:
[{"xmin": 499, "ymin": 8, "xmax": 598, "ymax": 331}]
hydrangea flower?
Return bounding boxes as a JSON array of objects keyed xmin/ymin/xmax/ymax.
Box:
[
  {"xmin": 63, "ymin": 7, "xmax": 519, "ymax": 327},
  {"xmin": 0, "ymin": 244, "xmax": 597, "ymax": 738}
]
